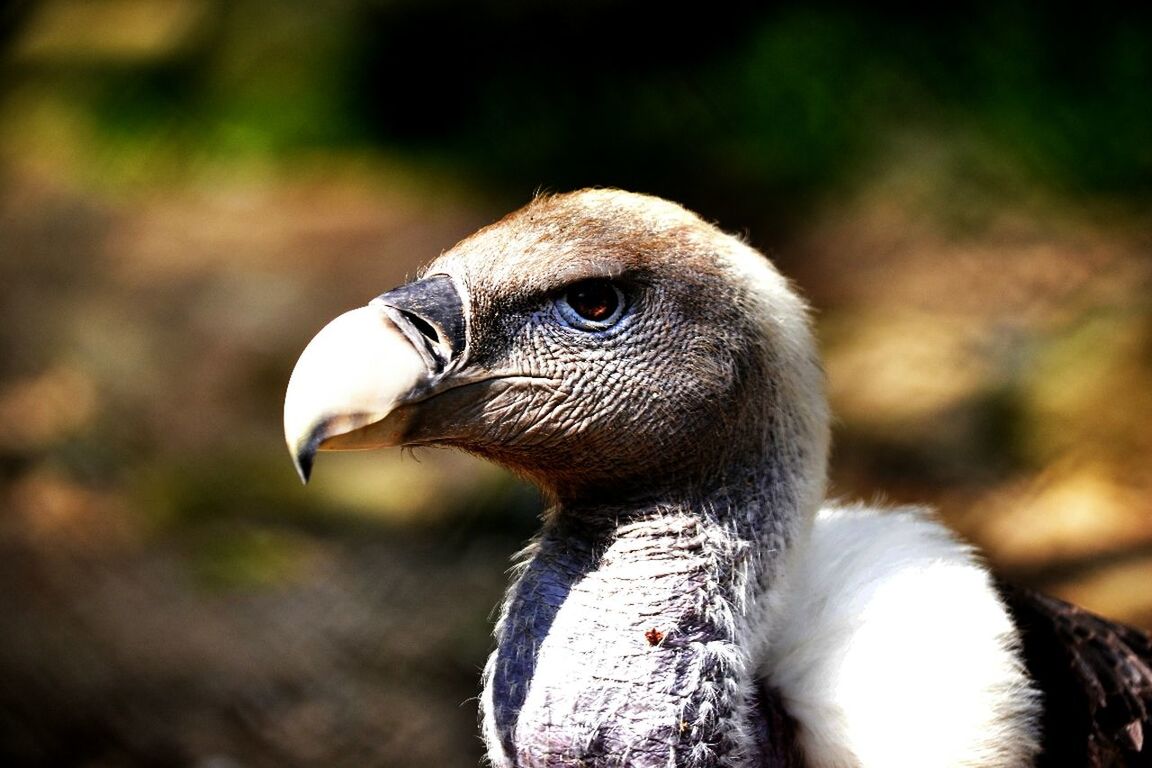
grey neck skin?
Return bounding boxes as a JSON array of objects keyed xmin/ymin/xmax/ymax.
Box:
[
  {"xmin": 476, "ymin": 240, "xmax": 830, "ymax": 767},
  {"xmin": 481, "ymin": 471, "xmax": 805, "ymax": 768}
]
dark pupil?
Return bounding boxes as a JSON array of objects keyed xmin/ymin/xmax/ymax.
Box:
[{"xmin": 567, "ymin": 280, "xmax": 618, "ymax": 322}]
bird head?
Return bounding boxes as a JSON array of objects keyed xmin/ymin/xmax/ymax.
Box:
[{"xmin": 284, "ymin": 189, "xmax": 829, "ymax": 511}]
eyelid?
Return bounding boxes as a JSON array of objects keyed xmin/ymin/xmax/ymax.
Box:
[
  {"xmin": 553, "ymin": 280, "xmax": 628, "ymax": 330},
  {"xmin": 548, "ymin": 261, "xmax": 629, "ymax": 286}
]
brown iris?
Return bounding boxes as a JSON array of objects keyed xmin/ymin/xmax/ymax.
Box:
[{"xmin": 565, "ymin": 279, "xmax": 621, "ymax": 323}]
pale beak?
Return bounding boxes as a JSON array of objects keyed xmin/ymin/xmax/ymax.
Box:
[{"xmin": 282, "ymin": 274, "xmax": 467, "ymax": 483}]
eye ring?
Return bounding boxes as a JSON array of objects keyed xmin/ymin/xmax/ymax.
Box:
[{"xmin": 554, "ymin": 279, "xmax": 627, "ymax": 330}]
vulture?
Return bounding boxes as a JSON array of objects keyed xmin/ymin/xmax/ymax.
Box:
[{"xmin": 282, "ymin": 189, "xmax": 1152, "ymax": 767}]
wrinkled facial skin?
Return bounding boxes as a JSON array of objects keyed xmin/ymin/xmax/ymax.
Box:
[{"xmin": 421, "ymin": 200, "xmax": 766, "ymax": 504}]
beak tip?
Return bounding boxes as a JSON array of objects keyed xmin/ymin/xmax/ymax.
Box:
[
  {"xmin": 294, "ymin": 454, "xmax": 313, "ymax": 484},
  {"xmin": 290, "ymin": 436, "xmax": 316, "ymax": 484},
  {"xmin": 287, "ymin": 426, "xmax": 318, "ymax": 484}
]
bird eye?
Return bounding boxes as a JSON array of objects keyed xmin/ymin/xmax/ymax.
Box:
[{"xmin": 555, "ymin": 279, "xmax": 626, "ymax": 330}]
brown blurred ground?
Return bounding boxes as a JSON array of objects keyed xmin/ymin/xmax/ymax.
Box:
[{"xmin": 2, "ymin": 2, "xmax": 1152, "ymax": 767}]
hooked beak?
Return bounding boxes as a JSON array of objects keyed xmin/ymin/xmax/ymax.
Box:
[{"xmin": 283, "ymin": 274, "xmax": 467, "ymax": 483}]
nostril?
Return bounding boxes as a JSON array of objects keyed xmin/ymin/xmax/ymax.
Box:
[
  {"xmin": 374, "ymin": 274, "xmax": 465, "ymax": 369},
  {"xmin": 402, "ymin": 311, "xmax": 440, "ymax": 346}
]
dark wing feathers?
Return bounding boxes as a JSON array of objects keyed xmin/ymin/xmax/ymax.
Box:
[{"xmin": 998, "ymin": 581, "xmax": 1152, "ymax": 767}]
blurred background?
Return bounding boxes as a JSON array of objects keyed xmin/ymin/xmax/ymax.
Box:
[{"xmin": 1, "ymin": 1, "xmax": 1150, "ymax": 765}]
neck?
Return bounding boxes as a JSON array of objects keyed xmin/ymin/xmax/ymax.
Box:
[{"xmin": 481, "ymin": 472, "xmax": 807, "ymax": 768}]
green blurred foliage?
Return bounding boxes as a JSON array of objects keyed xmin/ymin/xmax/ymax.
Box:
[{"xmin": 6, "ymin": 2, "xmax": 1150, "ymax": 218}]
